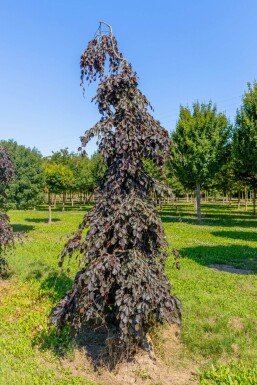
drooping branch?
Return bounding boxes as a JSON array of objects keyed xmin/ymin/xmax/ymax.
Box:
[
  {"xmin": 51, "ymin": 23, "xmax": 181, "ymax": 351},
  {"xmin": 0, "ymin": 146, "xmax": 17, "ymax": 276}
]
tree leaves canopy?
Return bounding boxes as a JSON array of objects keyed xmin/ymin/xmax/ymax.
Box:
[
  {"xmin": 0, "ymin": 140, "xmax": 44, "ymax": 209},
  {"xmin": 51, "ymin": 25, "xmax": 181, "ymax": 350},
  {"xmin": 0, "ymin": 145, "xmax": 16, "ymax": 276},
  {"xmin": 233, "ymin": 81, "xmax": 257, "ymax": 187},
  {"xmin": 171, "ymin": 102, "xmax": 230, "ymax": 189}
]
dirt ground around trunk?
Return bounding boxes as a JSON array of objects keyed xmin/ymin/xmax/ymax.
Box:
[{"xmin": 62, "ymin": 325, "xmax": 199, "ymax": 385}]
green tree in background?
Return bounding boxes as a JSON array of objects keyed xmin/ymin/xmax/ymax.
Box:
[
  {"xmin": 49, "ymin": 148, "xmax": 73, "ymax": 166},
  {"xmin": 72, "ymin": 155, "xmax": 96, "ymax": 204},
  {"xmin": 0, "ymin": 140, "xmax": 44, "ymax": 209},
  {"xmin": 165, "ymin": 161, "xmax": 185, "ymax": 200},
  {"xmin": 49, "ymin": 148, "xmax": 101, "ymax": 205},
  {"xmin": 212, "ymin": 156, "xmax": 235, "ymax": 203},
  {"xmin": 48, "ymin": 148, "xmax": 76, "ymax": 208},
  {"xmin": 171, "ymin": 102, "xmax": 230, "ymax": 223},
  {"xmin": 233, "ymin": 82, "xmax": 257, "ymax": 215},
  {"xmin": 90, "ymin": 152, "xmax": 104, "ymax": 185},
  {"xmin": 43, "ymin": 163, "xmax": 74, "ymax": 223}
]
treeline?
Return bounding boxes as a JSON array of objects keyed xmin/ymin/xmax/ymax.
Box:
[
  {"xmin": 0, "ymin": 141, "xmax": 102, "ymax": 214},
  {"xmin": 43, "ymin": 149, "xmax": 102, "ymax": 223},
  {"xmin": 1, "ymin": 81, "xmax": 257, "ymax": 223},
  {"xmin": 169, "ymin": 80, "xmax": 257, "ymax": 222}
]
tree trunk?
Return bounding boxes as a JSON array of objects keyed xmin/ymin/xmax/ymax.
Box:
[
  {"xmin": 88, "ymin": 193, "xmax": 93, "ymax": 203},
  {"xmin": 238, "ymin": 191, "xmax": 241, "ymax": 209},
  {"xmin": 253, "ymin": 188, "xmax": 256, "ymax": 216},
  {"xmin": 48, "ymin": 192, "xmax": 52, "ymax": 224},
  {"xmin": 196, "ymin": 183, "xmax": 202, "ymax": 224},
  {"xmin": 54, "ymin": 194, "xmax": 57, "ymax": 208},
  {"xmin": 245, "ymin": 186, "xmax": 248, "ymax": 211},
  {"xmin": 186, "ymin": 193, "xmax": 189, "ymax": 203},
  {"xmin": 62, "ymin": 192, "xmax": 66, "ymax": 212}
]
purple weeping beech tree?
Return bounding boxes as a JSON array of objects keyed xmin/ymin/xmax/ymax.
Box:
[
  {"xmin": 0, "ymin": 146, "xmax": 16, "ymax": 276},
  {"xmin": 51, "ymin": 22, "xmax": 181, "ymax": 352}
]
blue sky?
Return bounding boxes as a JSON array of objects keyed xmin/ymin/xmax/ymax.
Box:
[{"xmin": 1, "ymin": 0, "xmax": 256, "ymax": 157}]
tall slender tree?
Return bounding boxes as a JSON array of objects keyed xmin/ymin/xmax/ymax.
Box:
[
  {"xmin": 51, "ymin": 23, "xmax": 181, "ymax": 352},
  {"xmin": 171, "ymin": 102, "xmax": 230, "ymax": 223},
  {"xmin": 233, "ymin": 81, "xmax": 257, "ymax": 215},
  {"xmin": 43, "ymin": 163, "xmax": 74, "ymax": 222}
]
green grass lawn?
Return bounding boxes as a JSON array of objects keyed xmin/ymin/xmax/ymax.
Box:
[{"xmin": 1, "ymin": 202, "xmax": 257, "ymax": 384}]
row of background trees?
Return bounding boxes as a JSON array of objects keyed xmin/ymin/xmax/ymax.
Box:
[
  {"xmin": 171, "ymin": 81, "xmax": 257, "ymax": 223},
  {"xmin": 0, "ymin": 141, "xmax": 101, "ymax": 222},
  {"xmin": 1, "ymin": 81, "xmax": 257, "ymax": 224}
]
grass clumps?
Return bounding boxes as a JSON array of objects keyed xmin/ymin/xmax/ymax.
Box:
[{"xmin": 200, "ymin": 362, "xmax": 257, "ymax": 385}]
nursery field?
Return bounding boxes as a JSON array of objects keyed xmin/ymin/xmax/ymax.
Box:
[{"xmin": 1, "ymin": 203, "xmax": 257, "ymax": 384}]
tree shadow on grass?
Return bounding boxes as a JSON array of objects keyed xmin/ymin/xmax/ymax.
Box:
[
  {"xmin": 160, "ymin": 207, "xmax": 257, "ymax": 228},
  {"xmin": 76, "ymin": 324, "xmax": 131, "ymax": 370},
  {"xmin": 32, "ymin": 271, "xmax": 75, "ymax": 357},
  {"xmin": 200, "ymin": 218, "xmax": 257, "ymax": 228},
  {"xmin": 25, "ymin": 261, "xmax": 51, "ymax": 280},
  {"xmin": 40, "ymin": 271, "xmax": 73, "ymax": 301},
  {"xmin": 12, "ymin": 223, "xmax": 35, "ymax": 232},
  {"xmin": 33, "ymin": 324, "xmax": 75, "ymax": 357},
  {"xmin": 36, "ymin": 321, "xmax": 126, "ymax": 370},
  {"xmin": 161, "ymin": 213, "xmax": 195, "ymax": 225},
  {"xmin": 212, "ymin": 230, "xmax": 257, "ymax": 242},
  {"xmin": 35, "ymin": 272, "xmax": 132, "ymax": 368},
  {"xmin": 35, "ymin": 205, "xmax": 92, "ymax": 213},
  {"xmin": 24, "ymin": 217, "xmax": 61, "ymax": 224},
  {"xmin": 181, "ymin": 244, "xmax": 257, "ymax": 273},
  {"xmin": 52, "ymin": 205, "xmax": 93, "ymax": 212},
  {"xmin": 36, "ymin": 320, "xmax": 130, "ymax": 369},
  {"xmin": 25, "ymin": 261, "xmax": 73, "ymax": 302}
]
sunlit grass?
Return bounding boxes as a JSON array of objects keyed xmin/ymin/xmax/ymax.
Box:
[{"xmin": 1, "ymin": 202, "xmax": 257, "ymax": 384}]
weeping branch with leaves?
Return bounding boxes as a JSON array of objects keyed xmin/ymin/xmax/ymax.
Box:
[
  {"xmin": 0, "ymin": 146, "xmax": 16, "ymax": 276},
  {"xmin": 51, "ymin": 22, "xmax": 181, "ymax": 351}
]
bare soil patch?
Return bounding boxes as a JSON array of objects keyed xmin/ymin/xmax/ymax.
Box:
[
  {"xmin": 62, "ymin": 325, "xmax": 199, "ymax": 385},
  {"xmin": 228, "ymin": 316, "xmax": 244, "ymax": 331},
  {"xmin": 0, "ymin": 279, "xmax": 13, "ymax": 298},
  {"xmin": 208, "ymin": 264, "xmax": 255, "ymax": 275}
]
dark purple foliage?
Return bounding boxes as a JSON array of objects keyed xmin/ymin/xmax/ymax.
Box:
[
  {"xmin": 0, "ymin": 146, "xmax": 14, "ymax": 186},
  {"xmin": 51, "ymin": 24, "xmax": 181, "ymax": 350},
  {"xmin": 0, "ymin": 146, "xmax": 16, "ymax": 276}
]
